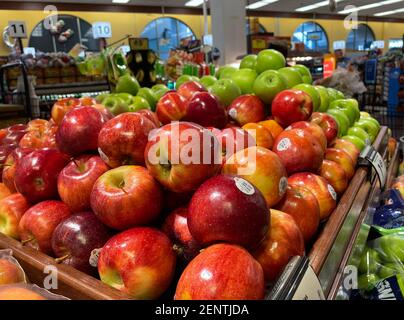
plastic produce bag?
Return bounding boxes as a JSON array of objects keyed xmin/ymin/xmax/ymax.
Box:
[
  {"xmin": 0, "ymin": 249, "xmax": 27, "ymax": 285},
  {"xmin": 372, "ymin": 189, "xmax": 404, "ymax": 229},
  {"xmin": 0, "ymin": 283, "xmax": 70, "ymax": 300}
]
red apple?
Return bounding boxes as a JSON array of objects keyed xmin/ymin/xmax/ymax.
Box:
[
  {"xmin": 145, "ymin": 122, "xmax": 221, "ymax": 193},
  {"xmin": 223, "ymin": 146, "xmax": 288, "ymax": 207},
  {"xmin": 216, "ymin": 127, "xmax": 256, "ymax": 163},
  {"xmin": 0, "ymin": 145, "xmax": 17, "ymax": 179},
  {"xmin": 7, "ymin": 124, "xmax": 27, "ymax": 133},
  {"xmin": 188, "ymin": 174, "xmax": 269, "ymax": 249},
  {"xmin": 275, "ymin": 185, "xmax": 320, "ymax": 243},
  {"xmin": 51, "ymin": 98, "xmax": 81, "ymax": 125},
  {"xmin": 320, "ymin": 160, "xmax": 349, "ymax": 195},
  {"xmin": 14, "ymin": 149, "xmax": 70, "ymax": 204},
  {"xmin": 2, "ymin": 148, "xmax": 34, "ymax": 193},
  {"xmin": 0, "ymin": 259, "xmax": 25, "ymax": 285},
  {"xmin": 242, "ymin": 123, "xmax": 274, "ymax": 150},
  {"xmin": 271, "ymin": 89, "xmax": 313, "ymax": 128},
  {"xmin": 185, "ymin": 92, "xmax": 228, "ymax": 129},
  {"xmin": 98, "ymin": 112, "xmax": 157, "ymax": 168},
  {"xmin": 56, "ymin": 106, "xmax": 108, "ymax": 156},
  {"xmin": 175, "ymin": 243, "xmax": 265, "ymax": 300},
  {"xmin": 163, "ymin": 190, "xmax": 194, "ymax": 212},
  {"xmin": 98, "ymin": 227, "xmax": 176, "ymax": 300},
  {"xmin": 325, "ymin": 148, "xmax": 355, "ymax": 180},
  {"xmin": 273, "ymin": 128, "xmax": 324, "ymax": 175},
  {"xmin": 51, "ymin": 212, "xmax": 111, "ymax": 275},
  {"xmin": 162, "ymin": 207, "xmax": 202, "ymax": 263},
  {"xmin": 18, "ymin": 200, "xmax": 71, "ymax": 255},
  {"xmin": 310, "ymin": 112, "xmax": 339, "ymax": 145},
  {"xmin": 156, "ymin": 91, "xmax": 187, "ymax": 124},
  {"xmin": 90, "ymin": 165, "xmax": 163, "ymax": 230},
  {"xmin": 57, "ymin": 155, "xmax": 109, "ymax": 213},
  {"xmin": 136, "ymin": 109, "xmax": 160, "ymax": 127},
  {"xmin": 287, "ymin": 121, "xmax": 327, "ymax": 152},
  {"xmin": 91, "ymin": 104, "xmax": 114, "ymax": 121},
  {"xmin": 253, "ymin": 210, "xmax": 305, "ymax": 283},
  {"xmin": 330, "ymin": 138, "xmax": 360, "ymax": 165},
  {"xmin": 0, "ymin": 193, "xmax": 30, "ymax": 239},
  {"xmin": 177, "ymin": 81, "xmax": 207, "ymax": 101},
  {"xmin": 227, "ymin": 94, "xmax": 265, "ymax": 126},
  {"xmin": 288, "ymin": 173, "xmax": 337, "ymax": 221}
]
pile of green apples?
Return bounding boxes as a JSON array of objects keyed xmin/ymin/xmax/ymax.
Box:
[{"xmin": 97, "ymin": 73, "xmax": 170, "ymax": 115}]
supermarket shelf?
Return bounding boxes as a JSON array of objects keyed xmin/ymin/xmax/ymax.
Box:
[
  {"xmin": 35, "ymin": 81, "xmax": 110, "ymax": 96},
  {"xmin": 0, "ymin": 233, "xmax": 129, "ymax": 300}
]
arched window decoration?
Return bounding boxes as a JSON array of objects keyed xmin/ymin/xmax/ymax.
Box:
[
  {"xmin": 140, "ymin": 17, "xmax": 196, "ymax": 61},
  {"xmin": 28, "ymin": 14, "xmax": 100, "ymax": 53},
  {"xmin": 246, "ymin": 22, "xmax": 266, "ymax": 35},
  {"xmin": 346, "ymin": 24, "xmax": 375, "ymax": 51},
  {"xmin": 292, "ymin": 21, "xmax": 329, "ymax": 53}
]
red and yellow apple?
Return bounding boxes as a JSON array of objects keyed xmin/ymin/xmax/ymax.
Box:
[
  {"xmin": 242, "ymin": 123, "xmax": 274, "ymax": 150},
  {"xmin": 0, "ymin": 193, "xmax": 30, "ymax": 239},
  {"xmin": 320, "ymin": 160, "xmax": 349, "ymax": 196},
  {"xmin": 325, "ymin": 148, "xmax": 355, "ymax": 180}
]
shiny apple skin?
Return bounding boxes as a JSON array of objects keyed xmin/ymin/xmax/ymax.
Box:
[
  {"xmin": 227, "ymin": 94, "xmax": 266, "ymax": 126},
  {"xmin": 51, "ymin": 98, "xmax": 81, "ymax": 126},
  {"xmin": 287, "ymin": 121, "xmax": 327, "ymax": 152},
  {"xmin": 51, "ymin": 212, "xmax": 111, "ymax": 275},
  {"xmin": 253, "ymin": 210, "xmax": 305, "ymax": 283},
  {"xmin": 310, "ymin": 112, "xmax": 339, "ymax": 145},
  {"xmin": 320, "ymin": 159, "xmax": 349, "ymax": 195},
  {"xmin": 14, "ymin": 149, "xmax": 70, "ymax": 204},
  {"xmin": 273, "ymin": 128, "xmax": 324, "ymax": 175},
  {"xmin": 177, "ymin": 81, "xmax": 207, "ymax": 101},
  {"xmin": 57, "ymin": 155, "xmax": 109, "ymax": 213},
  {"xmin": 288, "ymin": 173, "xmax": 337, "ymax": 221},
  {"xmin": 216, "ymin": 127, "xmax": 256, "ymax": 163},
  {"xmin": 90, "ymin": 166, "xmax": 163, "ymax": 230},
  {"xmin": 0, "ymin": 193, "xmax": 30, "ymax": 239},
  {"xmin": 188, "ymin": 174, "xmax": 269, "ymax": 249},
  {"xmin": 175, "ymin": 243, "xmax": 265, "ymax": 300},
  {"xmin": 325, "ymin": 148, "xmax": 355, "ymax": 180},
  {"xmin": 144, "ymin": 122, "xmax": 221, "ymax": 193},
  {"xmin": 330, "ymin": 138, "xmax": 360, "ymax": 165},
  {"xmin": 162, "ymin": 207, "xmax": 201, "ymax": 263},
  {"xmin": 136, "ymin": 109, "xmax": 160, "ymax": 127},
  {"xmin": 98, "ymin": 113, "xmax": 157, "ymax": 168},
  {"xmin": 2, "ymin": 148, "xmax": 34, "ymax": 193},
  {"xmin": 18, "ymin": 200, "xmax": 71, "ymax": 255},
  {"xmin": 98, "ymin": 227, "xmax": 176, "ymax": 300},
  {"xmin": 156, "ymin": 91, "xmax": 188, "ymax": 124},
  {"xmin": 275, "ymin": 185, "xmax": 320, "ymax": 243},
  {"xmin": 185, "ymin": 92, "xmax": 228, "ymax": 129}
]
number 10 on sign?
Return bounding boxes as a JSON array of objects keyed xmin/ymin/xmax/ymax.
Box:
[{"xmin": 92, "ymin": 22, "xmax": 112, "ymax": 39}]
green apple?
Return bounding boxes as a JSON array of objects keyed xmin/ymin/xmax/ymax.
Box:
[
  {"xmin": 378, "ymin": 263, "xmax": 403, "ymax": 279},
  {"xmin": 327, "ymin": 108, "xmax": 350, "ymax": 137},
  {"xmin": 256, "ymin": 49, "xmax": 286, "ymax": 74},
  {"xmin": 137, "ymin": 88, "xmax": 158, "ymax": 111},
  {"xmin": 230, "ymin": 68, "xmax": 257, "ymax": 94},
  {"xmin": 358, "ymin": 273, "xmax": 380, "ymax": 291},
  {"xmin": 240, "ymin": 54, "xmax": 257, "ymax": 70},
  {"xmin": 354, "ymin": 119, "xmax": 380, "ymax": 142},
  {"xmin": 200, "ymin": 75, "xmax": 217, "ymax": 89},
  {"xmin": 358, "ymin": 248, "xmax": 381, "ymax": 274},
  {"xmin": 252, "ymin": 70, "xmax": 287, "ymax": 104},
  {"xmin": 293, "ymin": 84, "xmax": 321, "ymax": 112},
  {"xmin": 335, "ymin": 90, "xmax": 345, "ymax": 100},
  {"xmin": 348, "ymin": 127, "xmax": 371, "ymax": 145},
  {"xmin": 342, "ymin": 135, "xmax": 367, "ymax": 151},
  {"xmin": 96, "ymin": 93, "xmax": 110, "ymax": 104},
  {"xmin": 102, "ymin": 96, "xmax": 129, "ymax": 116},
  {"xmin": 175, "ymin": 75, "xmax": 198, "ymax": 89},
  {"xmin": 379, "ymin": 234, "xmax": 404, "ymax": 263},
  {"xmin": 208, "ymin": 79, "xmax": 241, "ymax": 106},
  {"xmin": 360, "ymin": 111, "xmax": 371, "ymax": 118},
  {"xmin": 360, "ymin": 116, "xmax": 381, "ymax": 130},
  {"xmin": 278, "ymin": 67, "xmax": 303, "ymax": 88},
  {"xmin": 315, "ymin": 86, "xmax": 330, "ymax": 112},
  {"xmin": 151, "ymin": 84, "xmax": 170, "ymax": 100},
  {"xmin": 327, "ymin": 88, "xmax": 340, "ymax": 104},
  {"xmin": 216, "ymin": 66, "xmax": 237, "ymax": 80},
  {"xmin": 128, "ymin": 96, "xmax": 151, "ymax": 112},
  {"xmin": 291, "ymin": 64, "xmax": 312, "ymax": 84},
  {"xmin": 115, "ymin": 74, "xmax": 140, "ymax": 96},
  {"xmin": 329, "ymin": 99, "xmax": 360, "ymax": 126},
  {"xmin": 114, "ymin": 93, "xmax": 135, "ymax": 106}
]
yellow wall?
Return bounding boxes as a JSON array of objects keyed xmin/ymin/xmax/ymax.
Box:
[{"xmin": 0, "ymin": 9, "xmax": 402, "ymax": 55}]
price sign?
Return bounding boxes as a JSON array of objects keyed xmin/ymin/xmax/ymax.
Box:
[
  {"xmin": 8, "ymin": 21, "xmax": 27, "ymax": 38},
  {"xmin": 92, "ymin": 22, "xmax": 112, "ymax": 39},
  {"xmin": 292, "ymin": 264, "xmax": 325, "ymax": 300},
  {"xmin": 359, "ymin": 145, "xmax": 387, "ymax": 188}
]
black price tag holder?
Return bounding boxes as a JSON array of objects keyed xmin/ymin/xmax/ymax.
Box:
[{"xmin": 358, "ymin": 145, "xmax": 387, "ymax": 189}]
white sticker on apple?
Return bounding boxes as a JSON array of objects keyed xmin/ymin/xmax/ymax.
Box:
[
  {"xmin": 327, "ymin": 184, "xmax": 337, "ymax": 201},
  {"xmin": 89, "ymin": 248, "xmax": 102, "ymax": 268},
  {"xmin": 277, "ymin": 138, "xmax": 291, "ymax": 152},
  {"xmin": 234, "ymin": 177, "xmax": 255, "ymax": 196},
  {"xmin": 279, "ymin": 177, "xmax": 288, "ymax": 195},
  {"xmin": 228, "ymin": 108, "xmax": 237, "ymax": 120}
]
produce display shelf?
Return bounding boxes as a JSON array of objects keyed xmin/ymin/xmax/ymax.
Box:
[{"xmin": 35, "ymin": 81, "xmax": 110, "ymax": 96}]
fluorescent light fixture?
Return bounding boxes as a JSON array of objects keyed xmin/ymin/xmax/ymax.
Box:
[
  {"xmin": 296, "ymin": 0, "xmax": 344, "ymax": 12},
  {"xmin": 246, "ymin": 0, "xmax": 279, "ymax": 10},
  {"xmin": 338, "ymin": 0, "xmax": 404, "ymax": 14},
  {"xmin": 112, "ymin": 0, "xmax": 130, "ymax": 3},
  {"xmin": 185, "ymin": 0, "xmax": 204, "ymax": 6},
  {"xmin": 374, "ymin": 7, "xmax": 404, "ymax": 16}
]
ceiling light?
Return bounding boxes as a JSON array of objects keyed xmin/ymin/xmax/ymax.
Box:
[
  {"xmin": 246, "ymin": 0, "xmax": 279, "ymax": 10},
  {"xmin": 112, "ymin": 0, "xmax": 130, "ymax": 3},
  {"xmin": 374, "ymin": 7, "xmax": 404, "ymax": 16},
  {"xmin": 338, "ymin": 0, "xmax": 404, "ymax": 14},
  {"xmin": 296, "ymin": 0, "xmax": 344, "ymax": 12},
  {"xmin": 185, "ymin": 0, "xmax": 205, "ymax": 6}
]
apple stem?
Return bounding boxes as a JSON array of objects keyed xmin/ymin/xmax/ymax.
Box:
[
  {"xmin": 55, "ymin": 254, "xmax": 71, "ymax": 264},
  {"xmin": 21, "ymin": 237, "xmax": 34, "ymax": 245},
  {"xmin": 121, "ymin": 188, "xmax": 129, "ymax": 195},
  {"xmin": 173, "ymin": 244, "xmax": 184, "ymax": 256},
  {"xmin": 71, "ymin": 158, "xmax": 79, "ymax": 168}
]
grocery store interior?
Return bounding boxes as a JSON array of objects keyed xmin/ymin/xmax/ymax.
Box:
[{"xmin": 0, "ymin": 0, "xmax": 403, "ymax": 303}]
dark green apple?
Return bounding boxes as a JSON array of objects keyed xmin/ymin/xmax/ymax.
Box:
[
  {"xmin": 347, "ymin": 127, "xmax": 371, "ymax": 145},
  {"xmin": 151, "ymin": 84, "xmax": 170, "ymax": 100},
  {"xmin": 358, "ymin": 247, "xmax": 381, "ymax": 274},
  {"xmin": 115, "ymin": 93, "xmax": 135, "ymax": 106},
  {"xmin": 102, "ymin": 96, "xmax": 129, "ymax": 116},
  {"xmin": 291, "ymin": 64, "xmax": 312, "ymax": 84},
  {"xmin": 252, "ymin": 70, "xmax": 287, "ymax": 104},
  {"xmin": 240, "ymin": 54, "xmax": 257, "ymax": 70},
  {"xmin": 342, "ymin": 135, "xmax": 366, "ymax": 151},
  {"xmin": 137, "ymin": 88, "xmax": 158, "ymax": 111},
  {"xmin": 327, "ymin": 108, "xmax": 350, "ymax": 137},
  {"xmin": 315, "ymin": 86, "xmax": 330, "ymax": 112},
  {"xmin": 96, "ymin": 93, "xmax": 110, "ymax": 104},
  {"xmin": 230, "ymin": 68, "xmax": 257, "ymax": 94},
  {"xmin": 358, "ymin": 273, "xmax": 380, "ymax": 291},
  {"xmin": 329, "ymin": 99, "xmax": 360, "ymax": 126},
  {"xmin": 216, "ymin": 66, "xmax": 237, "ymax": 80},
  {"xmin": 379, "ymin": 234, "xmax": 404, "ymax": 263},
  {"xmin": 335, "ymin": 90, "xmax": 345, "ymax": 100},
  {"xmin": 278, "ymin": 67, "xmax": 303, "ymax": 88},
  {"xmin": 200, "ymin": 75, "xmax": 217, "ymax": 89},
  {"xmin": 293, "ymin": 84, "xmax": 321, "ymax": 112},
  {"xmin": 115, "ymin": 74, "xmax": 140, "ymax": 96},
  {"xmin": 327, "ymin": 88, "xmax": 339, "ymax": 103},
  {"xmin": 208, "ymin": 78, "xmax": 241, "ymax": 106},
  {"xmin": 256, "ymin": 49, "xmax": 286, "ymax": 74},
  {"xmin": 128, "ymin": 96, "xmax": 151, "ymax": 112}
]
